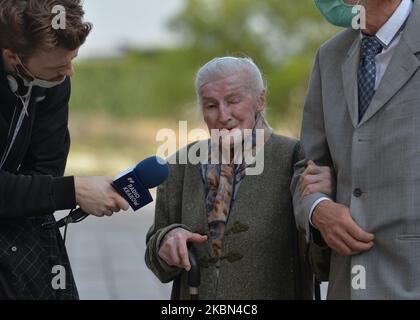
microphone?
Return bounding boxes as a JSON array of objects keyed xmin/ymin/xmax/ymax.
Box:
[{"xmin": 54, "ymin": 156, "xmax": 169, "ymax": 228}]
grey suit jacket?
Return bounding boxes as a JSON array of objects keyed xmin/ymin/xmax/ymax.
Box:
[{"xmin": 291, "ymin": 0, "xmax": 420, "ymax": 299}]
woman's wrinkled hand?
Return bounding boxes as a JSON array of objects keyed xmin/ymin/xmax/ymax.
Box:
[
  {"xmin": 300, "ymin": 160, "xmax": 336, "ymax": 199},
  {"xmin": 158, "ymin": 228, "xmax": 207, "ymax": 271}
]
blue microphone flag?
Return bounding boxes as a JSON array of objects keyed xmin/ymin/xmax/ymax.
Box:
[{"xmin": 112, "ymin": 167, "xmax": 153, "ymax": 211}]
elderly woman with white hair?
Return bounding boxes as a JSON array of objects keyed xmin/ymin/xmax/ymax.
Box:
[{"xmin": 145, "ymin": 57, "xmax": 333, "ymax": 300}]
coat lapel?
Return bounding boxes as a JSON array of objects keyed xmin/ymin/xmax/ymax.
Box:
[
  {"xmin": 359, "ymin": 0, "xmax": 420, "ymax": 126},
  {"xmin": 342, "ymin": 35, "xmax": 362, "ymax": 128},
  {"xmin": 359, "ymin": 38, "xmax": 420, "ymax": 125},
  {"xmin": 184, "ymin": 162, "xmax": 214, "ymax": 256},
  {"xmin": 193, "ymin": 167, "xmax": 208, "ymax": 233}
]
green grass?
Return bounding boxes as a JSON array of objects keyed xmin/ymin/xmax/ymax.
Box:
[{"xmin": 70, "ymin": 49, "xmax": 200, "ymax": 119}]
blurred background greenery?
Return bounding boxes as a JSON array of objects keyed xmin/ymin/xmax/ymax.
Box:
[{"xmin": 67, "ymin": 0, "xmax": 339, "ymax": 176}]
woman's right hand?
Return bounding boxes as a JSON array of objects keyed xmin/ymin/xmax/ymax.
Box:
[{"xmin": 158, "ymin": 228, "xmax": 208, "ymax": 271}]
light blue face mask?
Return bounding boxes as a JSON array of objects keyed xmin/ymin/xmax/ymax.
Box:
[{"xmin": 315, "ymin": 0, "xmax": 361, "ymax": 28}]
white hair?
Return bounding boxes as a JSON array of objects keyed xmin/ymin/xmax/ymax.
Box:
[{"xmin": 195, "ymin": 56, "xmax": 266, "ymax": 107}]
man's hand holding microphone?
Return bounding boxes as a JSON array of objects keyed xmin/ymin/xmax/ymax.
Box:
[
  {"xmin": 57, "ymin": 156, "xmax": 169, "ymax": 227},
  {"xmin": 74, "ymin": 176, "xmax": 129, "ymax": 217}
]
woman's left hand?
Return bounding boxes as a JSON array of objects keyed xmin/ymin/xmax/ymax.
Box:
[{"xmin": 300, "ymin": 160, "xmax": 336, "ymax": 198}]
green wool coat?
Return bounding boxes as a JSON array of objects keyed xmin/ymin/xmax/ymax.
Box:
[{"xmin": 145, "ymin": 134, "xmax": 314, "ymax": 300}]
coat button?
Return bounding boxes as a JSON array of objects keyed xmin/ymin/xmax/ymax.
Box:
[
  {"xmin": 10, "ymin": 246, "xmax": 17, "ymax": 253},
  {"xmin": 353, "ymin": 188, "xmax": 363, "ymax": 197}
]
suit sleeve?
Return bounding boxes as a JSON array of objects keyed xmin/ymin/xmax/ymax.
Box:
[
  {"xmin": 0, "ymin": 79, "xmax": 76, "ymax": 219},
  {"xmin": 290, "ymin": 49, "xmax": 333, "ymax": 244}
]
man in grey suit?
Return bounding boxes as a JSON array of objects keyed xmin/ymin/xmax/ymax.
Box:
[{"xmin": 292, "ymin": 0, "xmax": 420, "ymax": 299}]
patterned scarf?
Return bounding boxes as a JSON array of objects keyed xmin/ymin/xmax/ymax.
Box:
[{"xmin": 200, "ymin": 113, "xmax": 272, "ymax": 258}]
